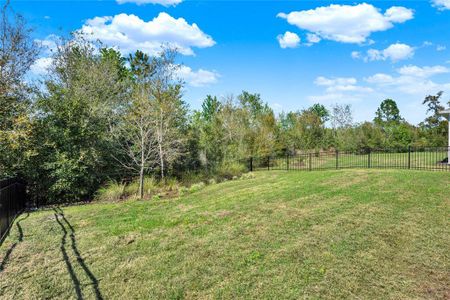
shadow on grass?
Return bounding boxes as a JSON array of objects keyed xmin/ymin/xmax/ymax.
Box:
[
  {"xmin": 0, "ymin": 212, "xmax": 29, "ymax": 272},
  {"xmin": 54, "ymin": 207, "xmax": 103, "ymax": 300}
]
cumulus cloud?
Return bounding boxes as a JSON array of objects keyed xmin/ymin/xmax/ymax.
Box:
[
  {"xmin": 277, "ymin": 31, "xmax": 300, "ymax": 48},
  {"xmin": 432, "ymin": 0, "xmax": 450, "ymax": 10},
  {"xmin": 79, "ymin": 12, "xmax": 215, "ymax": 56},
  {"xmin": 397, "ymin": 65, "xmax": 449, "ymax": 77},
  {"xmin": 177, "ymin": 65, "xmax": 219, "ymax": 87},
  {"xmin": 365, "ymin": 64, "xmax": 450, "ymax": 94},
  {"xmin": 277, "ymin": 4, "xmax": 413, "ymax": 44},
  {"xmin": 30, "ymin": 57, "xmax": 53, "ymax": 75},
  {"xmin": 364, "ymin": 43, "xmax": 415, "ymax": 62},
  {"xmin": 311, "ymin": 76, "xmax": 373, "ymax": 103},
  {"xmin": 351, "ymin": 51, "xmax": 361, "ymax": 59},
  {"xmin": 306, "ymin": 33, "xmax": 321, "ymax": 44},
  {"xmin": 116, "ymin": 0, "xmax": 182, "ymax": 6},
  {"xmin": 437, "ymin": 45, "xmax": 446, "ymax": 51}
]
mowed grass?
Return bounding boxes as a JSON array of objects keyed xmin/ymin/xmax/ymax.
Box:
[{"xmin": 1, "ymin": 170, "xmax": 449, "ymax": 299}]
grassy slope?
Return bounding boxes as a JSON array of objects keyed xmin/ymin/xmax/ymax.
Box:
[{"xmin": 0, "ymin": 170, "xmax": 449, "ymax": 299}]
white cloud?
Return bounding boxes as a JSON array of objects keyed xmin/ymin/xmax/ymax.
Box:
[
  {"xmin": 277, "ymin": 4, "xmax": 413, "ymax": 44},
  {"xmin": 365, "ymin": 43, "xmax": 415, "ymax": 62},
  {"xmin": 437, "ymin": 45, "xmax": 446, "ymax": 51},
  {"xmin": 397, "ymin": 65, "xmax": 449, "ymax": 77},
  {"xmin": 365, "ymin": 64, "xmax": 450, "ymax": 94},
  {"xmin": 311, "ymin": 76, "xmax": 373, "ymax": 103},
  {"xmin": 351, "ymin": 51, "xmax": 361, "ymax": 59},
  {"xmin": 432, "ymin": 0, "xmax": 450, "ymax": 10},
  {"xmin": 315, "ymin": 76, "xmax": 357, "ymax": 86},
  {"xmin": 306, "ymin": 33, "xmax": 321, "ymax": 44},
  {"xmin": 177, "ymin": 65, "xmax": 219, "ymax": 87},
  {"xmin": 277, "ymin": 31, "xmax": 300, "ymax": 48},
  {"xmin": 116, "ymin": 0, "xmax": 182, "ymax": 6},
  {"xmin": 383, "ymin": 6, "xmax": 414, "ymax": 22},
  {"xmin": 79, "ymin": 13, "xmax": 215, "ymax": 56},
  {"xmin": 34, "ymin": 34, "xmax": 59, "ymax": 55},
  {"xmin": 30, "ymin": 57, "xmax": 53, "ymax": 75}
]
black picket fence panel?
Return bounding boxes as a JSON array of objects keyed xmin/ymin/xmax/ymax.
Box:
[
  {"xmin": 243, "ymin": 147, "xmax": 450, "ymax": 173},
  {"xmin": 0, "ymin": 178, "xmax": 27, "ymax": 243}
]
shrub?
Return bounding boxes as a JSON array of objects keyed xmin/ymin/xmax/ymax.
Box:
[
  {"xmin": 161, "ymin": 177, "xmax": 179, "ymax": 192},
  {"xmin": 179, "ymin": 186, "xmax": 189, "ymax": 196},
  {"xmin": 124, "ymin": 176, "xmax": 157, "ymax": 197},
  {"xmin": 189, "ymin": 182, "xmax": 206, "ymax": 193},
  {"xmin": 95, "ymin": 181, "xmax": 126, "ymax": 202},
  {"xmin": 180, "ymin": 171, "xmax": 207, "ymax": 186},
  {"xmin": 216, "ymin": 162, "xmax": 247, "ymax": 180}
]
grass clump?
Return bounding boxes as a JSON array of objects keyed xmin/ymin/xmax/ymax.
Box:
[
  {"xmin": 95, "ymin": 181, "xmax": 126, "ymax": 202},
  {"xmin": 216, "ymin": 161, "xmax": 247, "ymax": 179},
  {"xmin": 124, "ymin": 177, "xmax": 157, "ymax": 198},
  {"xmin": 188, "ymin": 182, "xmax": 206, "ymax": 193}
]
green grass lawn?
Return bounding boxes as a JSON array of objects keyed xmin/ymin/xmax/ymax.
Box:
[{"xmin": 1, "ymin": 170, "xmax": 449, "ymax": 299}]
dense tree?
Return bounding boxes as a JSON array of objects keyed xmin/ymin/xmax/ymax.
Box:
[
  {"xmin": 309, "ymin": 103, "xmax": 330, "ymax": 123},
  {"xmin": 419, "ymin": 91, "xmax": 449, "ymax": 146},
  {"xmin": 31, "ymin": 36, "xmax": 127, "ymax": 203},
  {"xmin": 0, "ymin": 1, "xmax": 38, "ymax": 176},
  {"xmin": 374, "ymin": 99, "xmax": 401, "ymax": 125}
]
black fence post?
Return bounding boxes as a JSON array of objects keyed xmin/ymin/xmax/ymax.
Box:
[
  {"xmin": 408, "ymin": 146, "xmax": 411, "ymax": 169},
  {"xmin": 309, "ymin": 153, "xmax": 312, "ymax": 171},
  {"xmin": 368, "ymin": 148, "xmax": 371, "ymax": 169},
  {"xmin": 250, "ymin": 157, "xmax": 253, "ymax": 172},
  {"xmin": 267, "ymin": 156, "xmax": 270, "ymax": 171},
  {"xmin": 336, "ymin": 149, "xmax": 339, "ymax": 170},
  {"xmin": 286, "ymin": 153, "xmax": 289, "ymax": 171}
]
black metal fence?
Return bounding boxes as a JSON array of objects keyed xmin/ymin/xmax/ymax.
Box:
[
  {"xmin": 245, "ymin": 147, "xmax": 450, "ymax": 172},
  {"xmin": 0, "ymin": 178, "xmax": 27, "ymax": 243}
]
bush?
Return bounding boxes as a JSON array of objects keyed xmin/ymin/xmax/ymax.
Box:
[
  {"xmin": 216, "ymin": 162, "xmax": 247, "ymax": 180},
  {"xmin": 161, "ymin": 177, "xmax": 179, "ymax": 192},
  {"xmin": 95, "ymin": 181, "xmax": 126, "ymax": 202},
  {"xmin": 189, "ymin": 182, "xmax": 206, "ymax": 193},
  {"xmin": 179, "ymin": 186, "xmax": 189, "ymax": 196},
  {"xmin": 124, "ymin": 176, "xmax": 157, "ymax": 197}
]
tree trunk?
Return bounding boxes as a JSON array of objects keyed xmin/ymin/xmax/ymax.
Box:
[
  {"xmin": 139, "ymin": 130, "xmax": 145, "ymax": 199},
  {"xmin": 159, "ymin": 143, "xmax": 164, "ymax": 180},
  {"xmin": 139, "ymin": 164, "xmax": 144, "ymax": 199}
]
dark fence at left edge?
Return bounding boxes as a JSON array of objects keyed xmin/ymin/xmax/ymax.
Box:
[{"xmin": 0, "ymin": 178, "xmax": 27, "ymax": 244}]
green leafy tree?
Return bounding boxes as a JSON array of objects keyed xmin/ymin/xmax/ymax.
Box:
[
  {"xmin": 309, "ymin": 103, "xmax": 330, "ymax": 123},
  {"xmin": 31, "ymin": 35, "xmax": 127, "ymax": 203},
  {"xmin": 0, "ymin": 1, "xmax": 38, "ymax": 177},
  {"xmin": 374, "ymin": 99, "xmax": 401, "ymax": 125}
]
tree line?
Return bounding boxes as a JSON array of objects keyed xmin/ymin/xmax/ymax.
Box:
[{"xmin": 1, "ymin": 3, "xmax": 449, "ymax": 204}]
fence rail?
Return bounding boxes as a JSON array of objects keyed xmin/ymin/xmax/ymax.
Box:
[
  {"xmin": 0, "ymin": 178, "xmax": 27, "ymax": 243},
  {"xmin": 245, "ymin": 147, "xmax": 450, "ymax": 173}
]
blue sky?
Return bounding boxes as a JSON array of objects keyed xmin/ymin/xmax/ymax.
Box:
[{"xmin": 13, "ymin": 0, "xmax": 450, "ymax": 124}]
